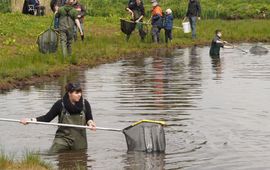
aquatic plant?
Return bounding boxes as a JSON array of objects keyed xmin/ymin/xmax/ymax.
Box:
[{"xmin": 0, "ymin": 149, "xmax": 52, "ymax": 170}]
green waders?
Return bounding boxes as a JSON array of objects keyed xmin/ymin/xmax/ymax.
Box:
[
  {"xmin": 126, "ymin": 10, "xmax": 146, "ymax": 41},
  {"xmin": 58, "ymin": 6, "xmax": 77, "ymax": 58},
  {"xmin": 59, "ymin": 28, "xmax": 73, "ymax": 58},
  {"xmin": 49, "ymin": 102, "xmax": 87, "ymax": 153}
]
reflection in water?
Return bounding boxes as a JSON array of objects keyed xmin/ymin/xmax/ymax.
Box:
[
  {"xmin": 123, "ymin": 152, "xmax": 165, "ymax": 170},
  {"xmin": 210, "ymin": 57, "xmax": 223, "ymax": 80},
  {"xmin": 50, "ymin": 149, "xmax": 92, "ymax": 170}
]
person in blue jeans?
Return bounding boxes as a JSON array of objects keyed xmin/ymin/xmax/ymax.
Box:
[
  {"xmin": 164, "ymin": 8, "xmax": 173, "ymax": 43},
  {"xmin": 184, "ymin": 0, "xmax": 201, "ymax": 39}
]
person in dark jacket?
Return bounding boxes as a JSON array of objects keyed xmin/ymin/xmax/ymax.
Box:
[
  {"xmin": 164, "ymin": 8, "xmax": 173, "ymax": 43},
  {"xmin": 22, "ymin": 0, "xmax": 40, "ymax": 15},
  {"xmin": 73, "ymin": 0, "xmax": 86, "ymax": 41},
  {"xmin": 20, "ymin": 82, "xmax": 96, "ymax": 153},
  {"xmin": 151, "ymin": 1, "xmax": 163, "ymax": 43},
  {"xmin": 209, "ymin": 29, "xmax": 234, "ymax": 57},
  {"xmin": 50, "ymin": 0, "xmax": 66, "ymax": 28},
  {"xmin": 126, "ymin": 0, "xmax": 146, "ymax": 41},
  {"xmin": 184, "ymin": 0, "xmax": 201, "ymax": 39}
]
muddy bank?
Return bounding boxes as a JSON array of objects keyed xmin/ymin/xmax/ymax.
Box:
[{"xmin": 0, "ymin": 47, "xmax": 175, "ymax": 92}]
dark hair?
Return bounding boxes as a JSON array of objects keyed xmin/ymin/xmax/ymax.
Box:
[
  {"xmin": 215, "ymin": 29, "xmax": 222, "ymax": 34},
  {"xmin": 65, "ymin": 82, "xmax": 82, "ymax": 93}
]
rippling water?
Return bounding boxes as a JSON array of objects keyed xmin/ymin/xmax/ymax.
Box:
[{"xmin": 1, "ymin": 43, "xmax": 270, "ymax": 169}]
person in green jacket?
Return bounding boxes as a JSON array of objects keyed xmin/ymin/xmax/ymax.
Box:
[
  {"xmin": 209, "ymin": 29, "xmax": 233, "ymax": 58},
  {"xmin": 56, "ymin": 0, "xmax": 83, "ymax": 58}
]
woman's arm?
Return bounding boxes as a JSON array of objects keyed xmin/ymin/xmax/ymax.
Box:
[{"xmin": 20, "ymin": 100, "xmax": 62, "ymax": 125}]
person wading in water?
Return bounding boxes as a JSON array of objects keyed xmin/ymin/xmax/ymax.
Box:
[
  {"xmin": 209, "ymin": 29, "xmax": 234, "ymax": 58},
  {"xmin": 20, "ymin": 82, "xmax": 96, "ymax": 153}
]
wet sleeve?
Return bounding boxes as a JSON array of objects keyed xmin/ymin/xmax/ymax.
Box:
[
  {"xmin": 85, "ymin": 100, "xmax": 93, "ymax": 121},
  {"xmin": 36, "ymin": 100, "xmax": 62, "ymax": 122}
]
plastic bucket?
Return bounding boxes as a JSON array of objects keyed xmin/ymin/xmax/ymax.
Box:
[{"xmin": 182, "ymin": 22, "xmax": 191, "ymax": 33}]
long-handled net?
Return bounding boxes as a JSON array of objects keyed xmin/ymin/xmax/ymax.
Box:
[{"xmin": 0, "ymin": 118, "xmax": 166, "ymax": 152}]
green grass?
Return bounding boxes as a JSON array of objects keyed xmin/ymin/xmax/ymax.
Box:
[
  {"xmin": 0, "ymin": 149, "xmax": 52, "ymax": 170},
  {"xmin": 1, "ymin": 13, "xmax": 270, "ymax": 89},
  {"xmin": 79, "ymin": 0, "xmax": 270, "ymax": 19},
  {"xmin": 3, "ymin": 0, "xmax": 270, "ymax": 19}
]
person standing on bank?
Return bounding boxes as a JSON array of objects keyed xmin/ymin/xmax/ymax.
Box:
[
  {"xmin": 73, "ymin": 0, "xmax": 86, "ymax": 41},
  {"xmin": 55, "ymin": 0, "xmax": 83, "ymax": 58},
  {"xmin": 209, "ymin": 29, "xmax": 234, "ymax": 58},
  {"xmin": 50, "ymin": 0, "xmax": 65, "ymax": 29},
  {"xmin": 184, "ymin": 0, "xmax": 201, "ymax": 39},
  {"xmin": 20, "ymin": 82, "xmax": 96, "ymax": 153},
  {"xmin": 151, "ymin": 1, "xmax": 163, "ymax": 43},
  {"xmin": 164, "ymin": 8, "xmax": 173, "ymax": 43},
  {"xmin": 126, "ymin": 0, "xmax": 146, "ymax": 41}
]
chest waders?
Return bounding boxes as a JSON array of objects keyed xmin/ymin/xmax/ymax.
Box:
[
  {"xmin": 132, "ymin": 10, "xmax": 146, "ymax": 41},
  {"xmin": 59, "ymin": 8, "xmax": 75, "ymax": 57},
  {"xmin": 49, "ymin": 100, "xmax": 87, "ymax": 153},
  {"xmin": 210, "ymin": 41, "xmax": 223, "ymax": 57}
]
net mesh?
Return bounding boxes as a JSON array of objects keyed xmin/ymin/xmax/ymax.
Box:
[
  {"xmin": 120, "ymin": 19, "xmax": 136, "ymax": 36},
  {"xmin": 123, "ymin": 120, "xmax": 166, "ymax": 152},
  {"xmin": 37, "ymin": 28, "xmax": 58, "ymax": 54}
]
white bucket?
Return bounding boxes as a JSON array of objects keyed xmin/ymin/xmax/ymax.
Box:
[{"xmin": 182, "ymin": 22, "xmax": 191, "ymax": 33}]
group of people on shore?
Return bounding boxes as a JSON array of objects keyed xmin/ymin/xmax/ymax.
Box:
[
  {"xmin": 47, "ymin": 0, "xmax": 229, "ymax": 58},
  {"xmin": 126, "ymin": 0, "xmax": 201, "ymax": 43},
  {"xmin": 127, "ymin": 0, "xmax": 234, "ymax": 57}
]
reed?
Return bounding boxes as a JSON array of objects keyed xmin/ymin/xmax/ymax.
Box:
[{"xmin": 0, "ymin": 150, "xmax": 52, "ymax": 170}]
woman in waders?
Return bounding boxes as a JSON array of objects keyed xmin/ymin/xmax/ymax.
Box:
[{"xmin": 20, "ymin": 82, "xmax": 96, "ymax": 153}]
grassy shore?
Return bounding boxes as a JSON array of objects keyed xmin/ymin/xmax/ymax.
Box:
[
  {"xmin": 1, "ymin": 13, "xmax": 270, "ymax": 90},
  {"xmin": 0, "ymin": 150, "xmax": 52, "ymax": 170}
]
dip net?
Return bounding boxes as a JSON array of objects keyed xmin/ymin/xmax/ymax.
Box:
[
  {"xmin": 123, "ymin": 120, "xmax": 166, "ymax": 152},
  {"xmin": 37, "ymin": 28, "xmax": 59, "ymax": 54},
  {"xmin": 120, "ymin": 18, "xmax": 136, "ymax": 36}
]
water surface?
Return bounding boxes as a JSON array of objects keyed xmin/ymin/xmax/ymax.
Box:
[{"xmin": 1, "ymin": 44, "xmax": 270, "ymax": 169}]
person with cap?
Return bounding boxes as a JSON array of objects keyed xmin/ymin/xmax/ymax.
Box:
[
  {"xmin": 164, "ymin": 8, "xmax": 173, "ymax": 43},
  {"xmin": 151, "ymin": 1, "xmax": 163, "ymax": 43},
  {"xmin": 20, "ymin": 82, "xmax": 96, "ymax": 153},
  {"xmin": 184, "ymin": 0, "xmax": 201, "ymax": 39},
  {"xmin": 55, "ymin": 0, "xmax": 83, "ymax": 58},
  {"xmin": 126, "ymin": 0, "xmax": 146, "ymax": 41}
]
